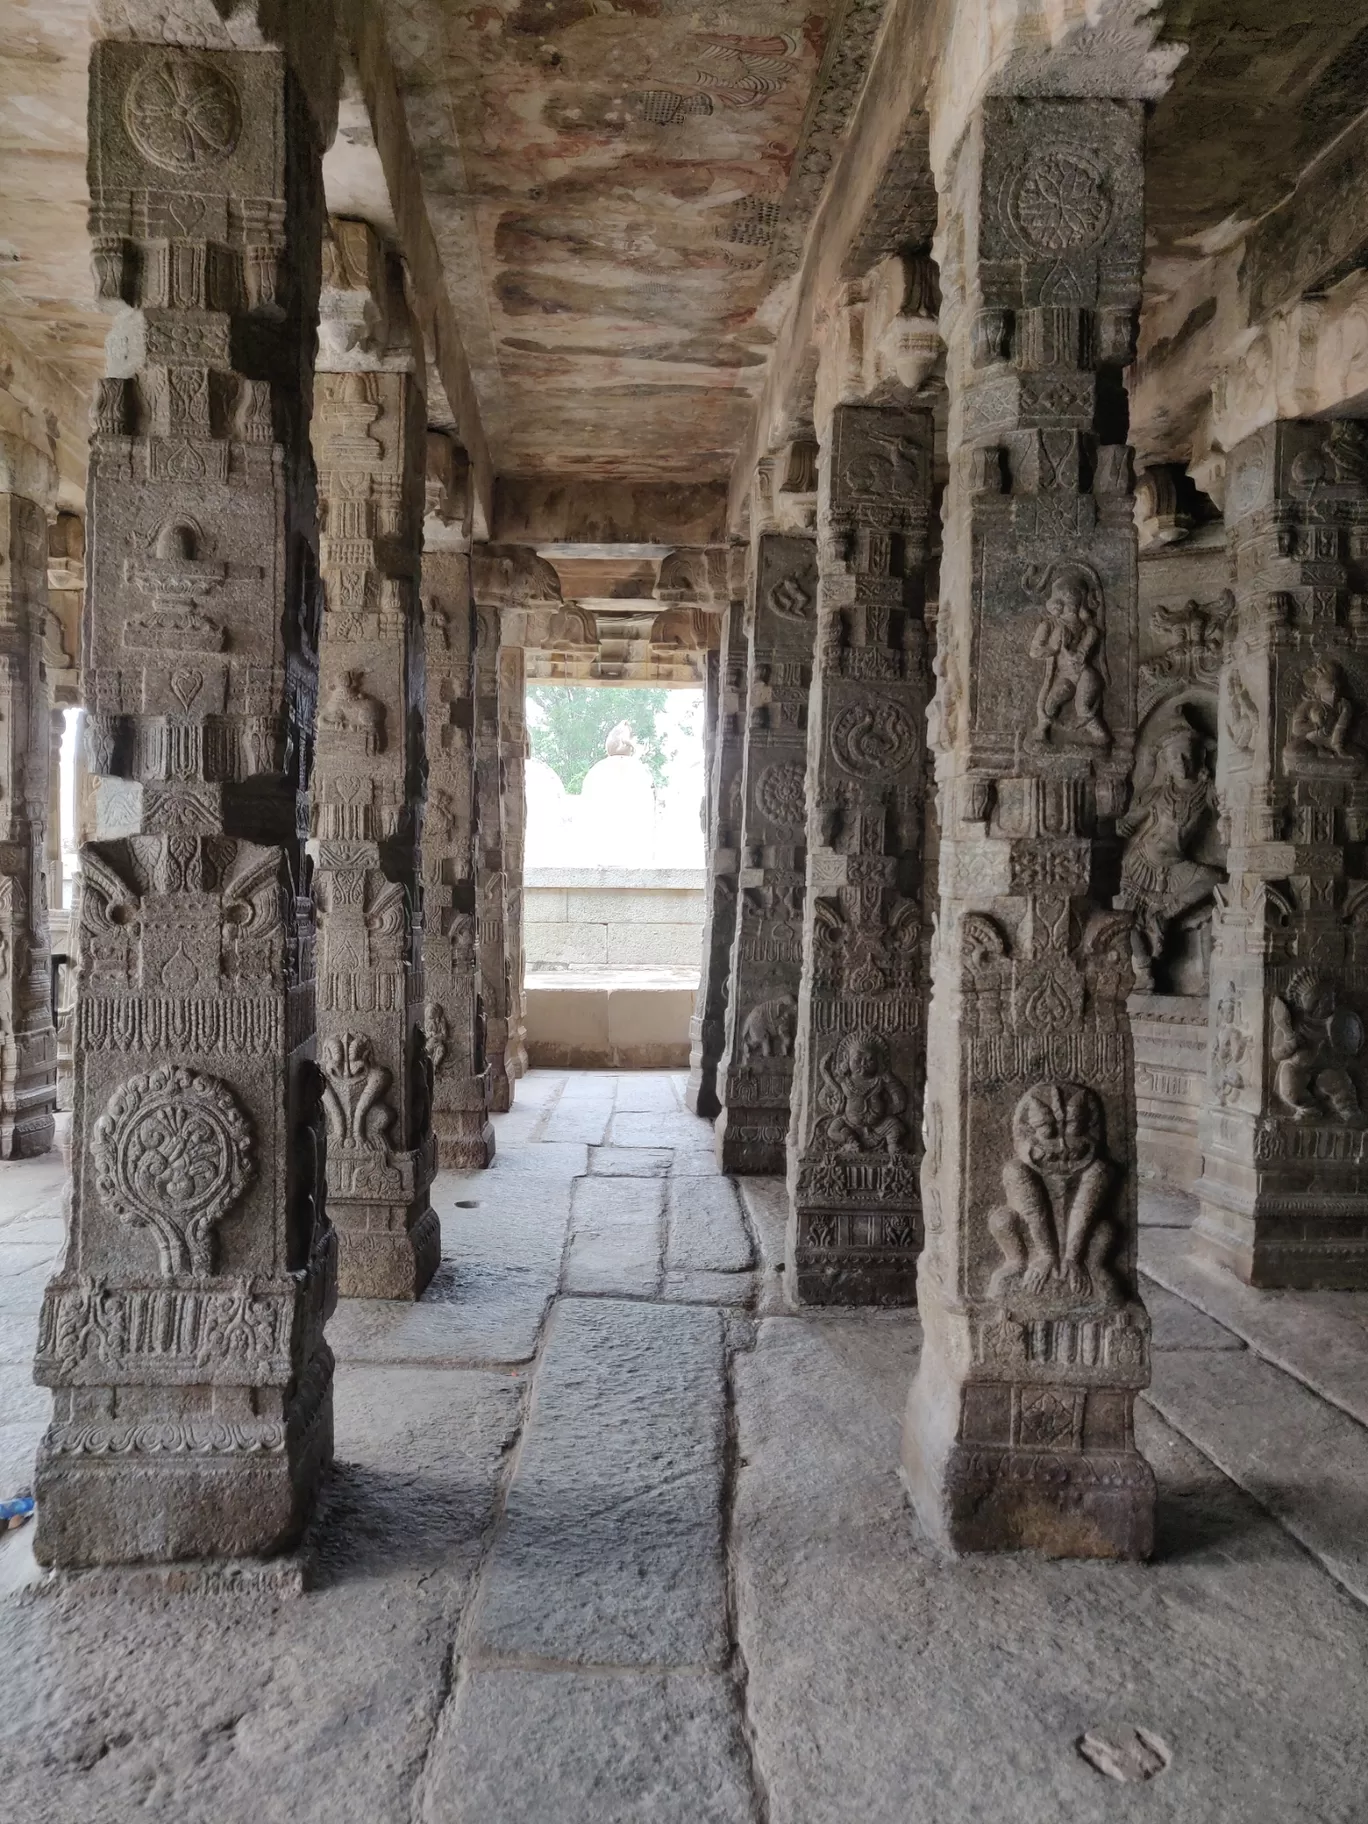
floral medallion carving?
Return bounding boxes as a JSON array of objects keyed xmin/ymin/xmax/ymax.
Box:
[
  {"xmin": 830, "ymin": 701, "xmax": 917, "ymax": 777},
  {"xmin": 1005, "ymin": 145, "xmax": 1111, "ymax": 254},
  {"xmin": 124, "ymin": 52, "xmax": 242, "ymax": 173},
  {"xmin": 92, "ymin": 1067, "xmax": 255, "ymax": 1278},
  {"xmin": 756, "ymin": 761, "xmax": 806, "ymax": 829}
]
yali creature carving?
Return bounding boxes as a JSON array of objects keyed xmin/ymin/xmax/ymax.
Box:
[{"xmin": 988, "ymin": 1081, "xmax": 1121, "ymax": 1306}]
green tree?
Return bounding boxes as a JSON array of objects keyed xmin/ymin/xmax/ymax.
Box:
[{"xmin": 526, "ymin": 686, "xmax": 671, "ymax": 796}]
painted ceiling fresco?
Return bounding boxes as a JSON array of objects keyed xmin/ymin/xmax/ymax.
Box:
[{"xmin": 383, "ymin": 0, "xmax": 872, "ymax": 481}]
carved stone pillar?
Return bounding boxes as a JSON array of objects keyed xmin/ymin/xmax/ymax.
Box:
[
  {"xmin": 34, "ymin": 39, "xmax": 334, "ymax": 1566},
  {"xmin": 470, "ymin": 547, "xmax": 560, "ymax": 1111},
  {"xmin": 500, "ymin": 644, "xmax": 528, "ymax": 1082},
  {"xmin": 902, "ymin": 97, "xmax": 1155, "ymax": 1558},
  {"xmin": 787, "ymin": 404, "xmax": 934, "ymax": 1305},
  {"xmin": 1194, "ymin": 421, "xmax": 1368, "ymax": 1286},
  {"xmin": 422, "ymin": 440, "xmax": 493, "ymax": 1169},
  {"xmin": 310, "ymin": 221, "xmax": 436, "ymax": 1301},
  {"xmin": 0, "ymin": 432, "xmax": 58, "ymax": 1159},
  {"xmin": 685, "ymin": 581, "xmax": 747, "ymax": 1118},
  {"xmin": 47, "ymin": 709, "xmax": 64, "ymax": 912},
  {"xmin": 715, "ymin": 511, "xmax": 817, "ymax": 1174},
  {"xmin": 472, "ymin": 573, "xmax": 511, "ymax": 1112}
]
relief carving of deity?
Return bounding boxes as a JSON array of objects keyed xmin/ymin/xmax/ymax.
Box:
[
  {"xmin": 1210, "ymin": 982, "xmax": 1247, "ymax": 1107},
  {"xmin": 318, "ymin": 671, "xmax": 387, "ymax": 756},
  {"xmin": 1269, "ymin": 971, "xmax": 1364, "ymax": 1123},
  {"xmin": 988, "ymin": 1081, "xmax": 1120, "ymax": 1307},
  {"xmin": 816, "ymin": 1032, "xmax": 908, "ymax": 1156},
  {"xmin": 1025, "ymin": 563, "xmax": 1110, "ymax": 750},
  {"xmin": 1283, "ymin": 660, "xmax": 1368, "ymax": 774},
  {"xmin": 1118, "ymin": 713, "xmax": 1221, "ymax": 991}
]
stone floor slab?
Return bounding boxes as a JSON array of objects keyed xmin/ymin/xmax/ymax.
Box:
[
  {"xmin": 420, "ymin": 1670, "xmax": 753, "ymax": 1824},
  {"xmin": 1138, "ymin": 1185, "xmax": 1199, "ymax": 1229},
  {"xmin": 1143, "ymin": 1282, "xmax": 1245, "ymax": 1352},
  {"xmin": 668, "ymin": 1147, "xmax": 725, "ymax": 1177},
  {"xmin": 660, "ymin": 1269, "xmax": 755, "ymax": 1307},
  {"xmin": 539, "ymin": 1103, "xmax": 616, "ymax": 1145},
  {"xmin": 0, "ymin": 1365, "xmax": 518, "ymax": 1824},
  {"xmin": 1145, "ymin": 1345, "xmax": 1368, "ymax": 1607},
  {"xmin": 610, "ymin": 1074, "xmax": 682, "ymax": 1114},
  {"xmin": 610, "ymin": 1111, "xmax": 715, "ymax": 1152},
  {"xmin": 328, "ymin": 1263, "xmax": 556, "ymax": 1367},
  {"xmin": 471, "ymin": 1298, "xmax": 727, "ymax": 1667},
  {"xmin": 667, "ymin": 1177, "xmax": 754, "ymax": 1274},
  {"xmin": 735, "ymin": 1313, "xmax": 1368, "ymax": 1824},
  {"xmin": 588, "ymin": 1146, "xmax": 674, "ymax": 1177},
  {"xmin": 1142, "ymin": 1228, "xmax": 1368, "ymax": 1426}
]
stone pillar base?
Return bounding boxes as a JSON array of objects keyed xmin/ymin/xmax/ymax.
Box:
[
  {"xmin": 1192, "ymin": 1195, "xmax": 1368, "ymax": 1290},
  {"xmin": 488, "ymin": 1064, "xmax": 512, "ymax": 1115},
  {"xmin": 901, "ymin": 1361, "xmax": 1155, "ymax": 1561},
  {"xmin": 3, "ymin": 1099, "xmax": 55, "ymax": 1159},
  {"xmin": 437, "ymin": 1120, "xmax": 496, "ymax": 1171},
  {"xmin": 33, "ymin": 1345, "xmax": 333, "ymax": 1570},
  {"xmin": 788, "ymin": 1239, "xmax": 917, "ymax": 1307},
  {"xmin": 715, "ymin": 1103, "xmax": 787, "ymax": 1175},
  {"xmin": 683, "ymin": 1059, "xmax": 720, "ymax": 1121},
  {"xmin": 334, "ymin": 1204, "xmax": 440, "ymax": 1300}
]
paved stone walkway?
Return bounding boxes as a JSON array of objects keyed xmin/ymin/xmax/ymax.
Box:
[{"xmin": 2, "ymin": 1073, "xmax": 1368, "ymax": 1821}]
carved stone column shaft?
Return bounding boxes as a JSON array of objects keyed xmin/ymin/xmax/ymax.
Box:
[
  {"xmin": 500, "ymin": 644, "xmax": 528, "ymax": 1082},
  {"xmin": 34, "ymin": 39, "xmax": 333, "ymax": 1567},
  {"xmin": 473, "ymin": 589, "xmax": 511, "ymax": 1112},
  {"xmin": 1195, "ymin": 420, "xmax": 1368, "ymax": 1287},
  {"xmin": 0, "ymin": 439, "xmax": 58, "ymax": 1160},
  {"xmin": 422, "ymin": 527, "xmax": 493, "ymax": 1168},
  {"xmin": 309, "ymin": 220, "xmax": 436, "ymax": 1300},
  {"xmin": 686, "ymin": 588, "xmax": 747, "ymax": 1118},
  {"xmin": 787, "ymin": 403, "xmax": 934, "ymax": 1305},
  {"xmin": 902, "ymin": 96, "xmax": 1155, "ymax": 1558},
  {"xmin": 715, "ymin": 527, "xmax": 817, "ymax": 1173}
]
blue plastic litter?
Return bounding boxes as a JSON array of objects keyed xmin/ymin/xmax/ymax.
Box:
[{"xmin": 1, "ymin": 1495, "xmax": 35, "ymax": 1523}]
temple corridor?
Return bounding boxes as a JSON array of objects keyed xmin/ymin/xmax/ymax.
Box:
[{"xmin": 1, "ymin": 1071, "xmax": 1366, "ymax": 1821}]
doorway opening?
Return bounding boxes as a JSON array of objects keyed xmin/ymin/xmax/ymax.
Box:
[{"xmin": 523, "ymin": 684, "xmax": 705, "ymax": 1067}]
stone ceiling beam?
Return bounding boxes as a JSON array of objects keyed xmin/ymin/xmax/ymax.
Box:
[
  {"xmin": 725, "ymin": 0, "xmax": 947, "ymax": 532},
  {"xmin": 334, "ymin": 0, "xmax": 494, "ymax": 539},
  {"xmin": 1131, "ymin": 105, "xmax": 1368, "ymax": 497},
  {"xmin": 493, "ymin": 480, "xmax": 727, "ymax": 552}
]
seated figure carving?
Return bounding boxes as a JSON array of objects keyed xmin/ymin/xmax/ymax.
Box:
[
  {"xmin": 988, "ymin": 1081, "xmax": 1120, "ymax": 1306},
  {"xmin": 1283, "ymin": 659, "xmax": 1367, "ymax": 773},
  {"xmin": 817, "ymin": 1032, "xmax": 908, "ymax": 1155},
  {"xmin": 318, "ymin": 670, "xmax": 386, "ymax": 755},
  {"xmin": 1118, "ymin": 717, "xmax": 1221, "ymax": 990},
  {"xmin": 1270, "ymin": 971, "xmax": 1364, "ymax": 1122}
]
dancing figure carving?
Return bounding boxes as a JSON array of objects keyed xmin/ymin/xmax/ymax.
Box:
[
  {"xmin": 1026, "ymin": 564, "xmax": 1110, "ymax": 749},
  {"xmin": 817, "ymin": 1032, "xmax": 908, "ymax": 1155}
]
